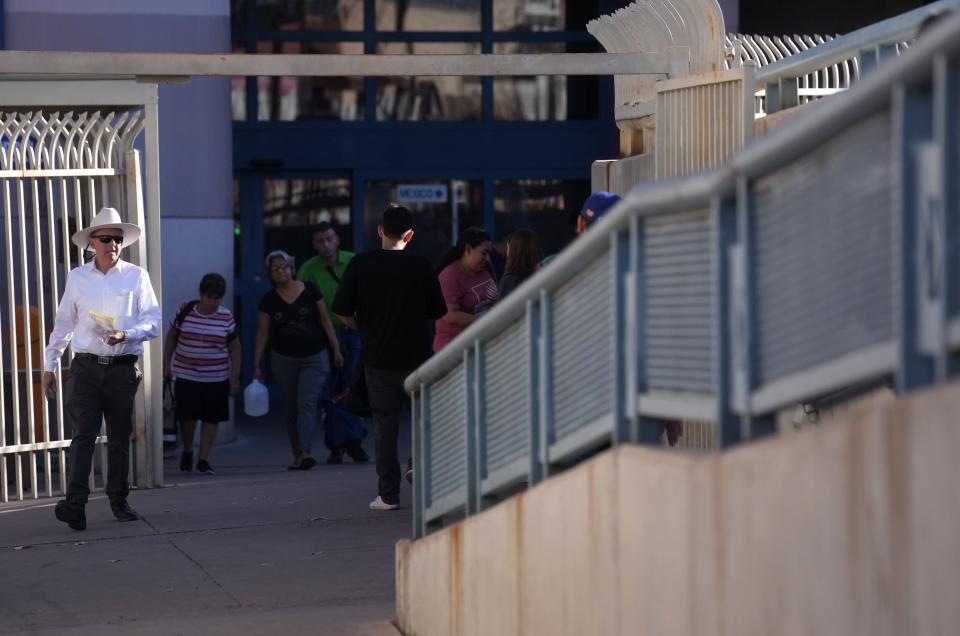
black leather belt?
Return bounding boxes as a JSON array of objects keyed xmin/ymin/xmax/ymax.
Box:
[{"xmin": 76, "ymin": 353, "xmax": 138, "ymax": 366}]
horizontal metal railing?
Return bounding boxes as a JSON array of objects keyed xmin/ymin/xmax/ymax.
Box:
[
  {"xmin": 406, "ymin": 12, "xmax": 960, "ymax": 537},
  {"xmin": 756, "ymin": 0, "xmax": 959, "ymax": 113}
]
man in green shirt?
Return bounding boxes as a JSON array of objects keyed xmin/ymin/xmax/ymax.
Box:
[{"xmin": 298, "ymin": 222, "xmax": 369, "ymax": 464}]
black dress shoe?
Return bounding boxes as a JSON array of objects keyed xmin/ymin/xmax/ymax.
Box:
[
  {"xmin": 54, "ymin": 500, "xmax": 86, "ymax": 531},
  {"xmin": 110, "ymin": 500, "xmax": 139, "ymax": 522}
]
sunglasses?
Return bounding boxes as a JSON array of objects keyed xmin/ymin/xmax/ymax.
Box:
[{"xmin": 93, "ymin": 235, "xmax": 124, "ymax": 245}]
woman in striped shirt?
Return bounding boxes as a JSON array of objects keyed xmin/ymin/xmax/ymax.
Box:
[{"xmin": 162, "ymin": 273, "xmax": 240, "ymax": 474}]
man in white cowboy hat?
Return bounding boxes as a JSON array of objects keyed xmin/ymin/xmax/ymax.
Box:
[{"xmin": 41, "ymin": 206, "xmax": 161, "ymax": 531}]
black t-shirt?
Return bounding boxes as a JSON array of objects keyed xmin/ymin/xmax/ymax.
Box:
[
  {"xmin": 258, "ymin": 283, "xmax": 327, "ymax": 358},
  {"xmin": 332, "ymin": 249, "xmax": 447, "ymax": 371}
]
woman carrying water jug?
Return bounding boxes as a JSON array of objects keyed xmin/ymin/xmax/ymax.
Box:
[
  {"xmin": 253, "ymin": 250, "xmax": 343, "ymax": 470},
  {"xmin": 162, "ymin": 273, "xmax": 241, "ymax": 474}
]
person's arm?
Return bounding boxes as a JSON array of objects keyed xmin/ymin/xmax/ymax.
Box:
[
  {"xmin": 252, "ymin": 311, "xmax": 270, "ymax": 381},
  {"xmin": 42, "ymin": 271, "xmax": 80, "ymax": 399},
  {"xmin": 162, "ymin": 325, "xmax": 180, "ymax": 378},
  {"xmin": 116, "ymin": 269, "xmax": 161, "ymax": 345},
  {"xmin": 336, "ymin": 314, "xmax": 358, "ymax": 331},
  {"xmin": 228, "ymin": 337, "xmax": 241, "ymax": 395},
  {"xmin": 317, "ymin": 300, "xmax": 344, "ymax": 368},
  {"xmin": 441, "ymin": 306, "xmax": 475, "ymax": 327},
  {"xmin": 437, "ymin": 267, "xmax": 473, "ymax": 326}
]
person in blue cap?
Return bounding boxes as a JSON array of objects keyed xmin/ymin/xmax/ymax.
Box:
[
  {"xmin": 576, "ymin": 190, "xmax": 621, "ymax": 235},
  {"xmin": 540, "ymin": 190, "xmax": 622, "ymax": 268},
  {"xmin": 546, "ymin": 190, "xmax": 684, "ymax": 446}
]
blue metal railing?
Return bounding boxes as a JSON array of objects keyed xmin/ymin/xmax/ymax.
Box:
[{"xmin": 405, "ymin": 12, "xmax": 960, "ymax": 537}]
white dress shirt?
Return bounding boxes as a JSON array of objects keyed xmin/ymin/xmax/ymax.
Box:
[{"xmin": 44, "ymin": 259, "xmax": 162, "ymax": 372}]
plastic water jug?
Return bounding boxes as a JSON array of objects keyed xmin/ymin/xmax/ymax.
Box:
[{"xmin": 243, "ymin": 379, "xmax": 269, "ymax": 417}]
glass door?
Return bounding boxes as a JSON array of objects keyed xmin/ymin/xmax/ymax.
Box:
[
  {"xmin": 234, "ymin": 173, "xmax": 353, "ymax": 381},
  {"xmin": 362, "ymin": 178, "xmax": 484, "ymax": 270}
]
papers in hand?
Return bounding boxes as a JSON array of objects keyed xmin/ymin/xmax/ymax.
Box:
[{"xmin": 88, "ymin": 311, "xmax": 116, "ymax": 336}]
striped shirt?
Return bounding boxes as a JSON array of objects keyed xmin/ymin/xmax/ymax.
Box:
[{"xmin": 170, "ymin": 304, "xmax": 237, "ymax": 382}]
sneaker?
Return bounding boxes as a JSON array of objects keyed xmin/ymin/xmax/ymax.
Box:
[
  {"xmin": 179, "ymin": 451, "xmax": 193, "ymax": 472},
  {"xmin": 299, "ymin": 455, "xmax": 317, "ymax": 470},
  {"xmin": 404, "ymin": 465, "xmax": 414, "ymax": 485},
  {"xmin": 325, "ymin": 449, "xmax": 344, "ymax": 465},
  {"xmin": 287, "ymin": 456, "xmax": 302, "ymax": 470},
  {"xmin": 346, "ymin": 444, "xmax": 369, "ymax": 463},
  {"xmin": 369, "ymin": 496, "xmax": 400, "ymax": 511},
  {"xmin": 196, "ymin": 459, "xmax": 215, "ymax": 474}
]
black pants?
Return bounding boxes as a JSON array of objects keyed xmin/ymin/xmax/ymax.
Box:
[
  {"xmin": 364, "ymin": 365, "xmax": 410, "ymax": 505},
  {"xmin": 65, "ymin": 356, "xmax": 141, "ymax": 505}
]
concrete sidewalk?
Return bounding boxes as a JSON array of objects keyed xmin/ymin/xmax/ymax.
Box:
[{"xmin": 0, "ymin": 413, "xmax": 411, "ymax": 635}]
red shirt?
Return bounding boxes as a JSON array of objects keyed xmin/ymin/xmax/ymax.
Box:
[{"xmin": 433, "ymin": 262, "xmax": 499, "ymax": 352}]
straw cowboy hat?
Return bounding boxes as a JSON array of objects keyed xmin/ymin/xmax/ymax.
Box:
[{"xmin": 71, "ymin": 207, "xmax": 141, "ymax": 249}]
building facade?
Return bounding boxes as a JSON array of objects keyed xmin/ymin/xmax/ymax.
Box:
[{"xmin": 229, "ymin": 0, "xmax": 633, "ymax": 366}]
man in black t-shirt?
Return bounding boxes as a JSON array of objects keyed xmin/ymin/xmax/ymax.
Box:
[{"xmin": 332, "ymin": 205, "xmax": 447, "ymax": 510}]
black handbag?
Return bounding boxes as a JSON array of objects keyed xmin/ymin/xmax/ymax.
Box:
[{"xmin": 162, "ymin": 378, "xmax": 177, "ymax": 440}]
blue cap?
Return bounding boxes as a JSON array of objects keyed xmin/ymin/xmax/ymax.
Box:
[{"xmin": 579, "ymin": 191, "xmax": 621, "ymax": 225}]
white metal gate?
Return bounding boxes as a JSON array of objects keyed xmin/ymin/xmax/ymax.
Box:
[{"xmin": 0, "ymin": 103, "xmax": 155, "ymax": 502}]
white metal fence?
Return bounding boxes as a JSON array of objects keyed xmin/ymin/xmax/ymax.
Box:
[
  {"xmin": 655, "ymin": 67, "xmax": 755, "ymax": 179},
  {"xmin": 406, "ymin": 11, "xmax": 960, "ymax": 536},
  {"xmin": 0, "ymin": 109, "xmax": 147, "ymax": 502}
]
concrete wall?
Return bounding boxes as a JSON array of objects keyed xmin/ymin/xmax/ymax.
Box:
[{"xmin": 396, "ymin": 381, "xmax": 960, "ymax": 635}]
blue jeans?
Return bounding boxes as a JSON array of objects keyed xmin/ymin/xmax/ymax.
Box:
[
  {"xmin": 271, "ymin": 350, "xmax": 329, "ymax": 457},
  {"xmin": 321, "ymin": 329, "xmax": 365, "ymax": 450}
]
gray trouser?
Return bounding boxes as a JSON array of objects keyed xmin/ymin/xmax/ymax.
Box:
[
  {"xmin": 271, "ymin": 350, "xmax": 329, "ymax": 457},
  {"xmin": 65, "ymin": 356, "xmax": 141, "ymax": 505}
]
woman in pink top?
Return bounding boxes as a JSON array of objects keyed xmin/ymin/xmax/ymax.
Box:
[{"xmin": 434, "ymin": 227, "xmax": 499, "ymax": 352}]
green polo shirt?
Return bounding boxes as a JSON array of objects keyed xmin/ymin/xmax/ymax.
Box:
[{"xmin": 297, "ymin": 249, "xmax": 354, "ymax": 330}]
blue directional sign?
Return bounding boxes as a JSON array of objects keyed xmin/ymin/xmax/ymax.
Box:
[{"xmin": 396, "ymin": 184, "xmax": 448, "ymax": 204}]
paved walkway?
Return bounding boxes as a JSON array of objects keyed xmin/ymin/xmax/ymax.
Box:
[{"xmin": 0, "ymin": 413, "xmax": 410, "ymax": 635}]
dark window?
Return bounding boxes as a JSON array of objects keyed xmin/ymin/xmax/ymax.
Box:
[
  {"xmin": 375, "ymin": 0, "xmax": 481, "ymax": 31},
  {"xmin": 494, "ymin": 178, "xmax": 590, "ymax": 257},
  {"xmin": 255, "ymin": 0, "xmax": 364, "ymax": 31},
  {"xmin": 493, "ymin": 42, "xmax": 600, "ymax": 121},
  {"xmin": 255, "ymin": 41, "xmax": 365, "ymax": 121}
]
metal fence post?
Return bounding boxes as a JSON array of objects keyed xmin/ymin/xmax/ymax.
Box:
[
  {"xmin": 779, "ymin": 76, "xmax": 799, "ymax": 110},
  {"xmin": 465, "ymin": 345, "xmax": 484, "ymax": 515},
  {"xmin": 626, "ymin": 216, "xmax": 643, "ymax": 443},
  {"xmin": 858, "ymin": 49, "xmax": 878, "ymax": 77},
  {"xmin": 712, "ymin": 194, "xmax": 741, "ymax": 447},
  {"xmin": 536, "ymin": 290, "xmax": 554, "ymax": 482},
  {"xmin": 411, "ymin": 390, "xmax": 422, "ymax": 538},
  {"xmin": 526, "ymin": 297, "xmax": 543, "ymax": 485},
  {"xmin": 612, "ymin": 230, "xmax": 631, "ymax": 445},
  {"xmin": 934, "ymin": 56, "xmax": 960, "ymax": 377},
  {"xmin": 734, "ymin": 175, "xmax": 775, "ymax": 440},
  {"xmin": 765, "ymin": 81, "xmax": 781, "ymax": 114},
  {"xmin": 417, "ymin": 383, "xmax": 441, "ymax": 536},
  {"xmin": 893, "ymin": 81, "xmax": 938, "ymax": 392}
]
